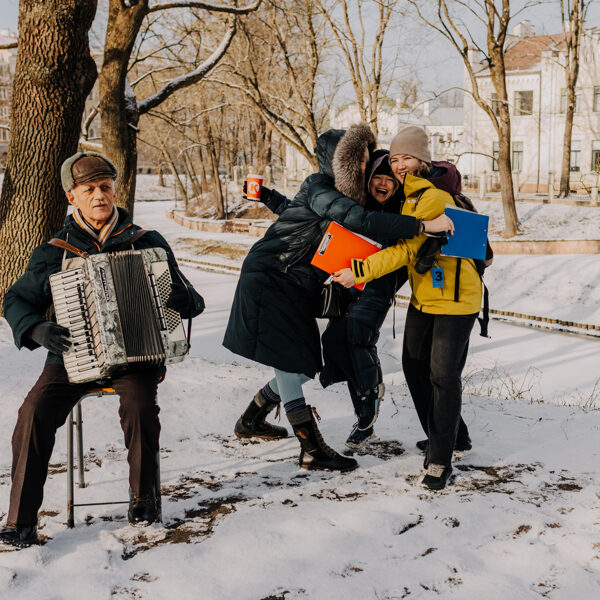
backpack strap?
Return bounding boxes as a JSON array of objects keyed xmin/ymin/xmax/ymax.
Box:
[
  {"xmin": 113, "ymin": 228, "xmax": 148, "ymax": 251},
  {"xmin": 453, "ymin": 258, "xmax": 461, "ymax": 302},
  {"xmin": 48, "ymin": 238, "xmax": 89, "ymax": 258},
  {"xmin": 478, "ymin": 282, "xmax": 490, "ymax": 338}
]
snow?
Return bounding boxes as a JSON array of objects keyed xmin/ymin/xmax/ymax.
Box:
[{"xmin": 0, "ymin": 195, "xmax": 599, "ymax": 599}]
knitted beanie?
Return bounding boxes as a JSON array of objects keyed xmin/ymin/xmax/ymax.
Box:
[{"xmin": 389, "ymin": 126, "xmax": 431, "ymax": 163}]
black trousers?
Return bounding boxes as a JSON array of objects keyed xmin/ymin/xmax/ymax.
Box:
[
  {"xmin": 402, "ymin": 304, "xmax": 476, "ymax": 467},
  {"xmin": 8, "ymin": 364, "xmax": 161, "ymax": 526}
]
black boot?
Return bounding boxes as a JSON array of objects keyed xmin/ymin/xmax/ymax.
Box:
[
  {"xmin": 0, "ymin": 524, "xmax": 40, "ymax": 548},
  {"xmin": 345, "ymin": 383, "xmax": 383, "ymax": 448},
  {"xmin": 416, "ymin": 435, "xmax": 472, "ymax": 453},
  {"xmin": 288, "ymin": 404, "xmax": 358, "ymax": 472},
  {"xmin": 128, "ymin": 488, "xmax": 157, "ymax": 526},
  {"xmin": 234, "ymin": 389, "xmax": 288, "ymax": 440}
]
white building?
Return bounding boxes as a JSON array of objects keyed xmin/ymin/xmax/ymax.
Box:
[{"xmin": 463, "ymin": 21, "xmax": 600, "ymax": 193}]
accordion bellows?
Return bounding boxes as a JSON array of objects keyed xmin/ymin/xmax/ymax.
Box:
[{"xmin": 49, "ymin": 248, "xmax": 189, "ymax": 383}]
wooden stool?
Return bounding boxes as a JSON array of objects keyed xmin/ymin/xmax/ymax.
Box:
[{"xmin": 66, "ymin": 387, "xmax": 162, "ymax": 528}]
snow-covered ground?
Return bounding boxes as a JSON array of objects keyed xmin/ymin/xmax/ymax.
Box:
[{"xmin": 0, "ymin": 195, "xmax": 599, "ymax": 599}]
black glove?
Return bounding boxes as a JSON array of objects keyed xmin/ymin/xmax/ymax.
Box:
[
  {"xmin": 28, "ymin": 321, "xmax": 71, "ymax": 354},
  {"xmin": 414, "ymin": 233, "xmax": 448, "ymax": 275},
  {"xmin": 166, "ymin": 281, "xmax": 192, "ymax": 316},
  {"xmin": 242, "ymin": 180, "xmax": 273, "ymax": 204}
]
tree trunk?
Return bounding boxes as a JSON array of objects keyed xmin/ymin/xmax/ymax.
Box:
[
  {"xmin": 0, "ymin": 0, "xmax": 97, "ymax": 311},
  {"xmin": 99, "ymin": 0, "xmax": 148, "ymax": 215},
  {"xmin": 160, "ymin": 145, "xmax": 188, "ymax": 204},
  {"xmin": 559, "ymin": 83, "xmax": 576, "ymax": 197}
]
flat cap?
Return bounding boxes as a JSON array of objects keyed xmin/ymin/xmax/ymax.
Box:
[{"xmin": 61, "ymin": 151, "xmax": 118, "ymax": 192}]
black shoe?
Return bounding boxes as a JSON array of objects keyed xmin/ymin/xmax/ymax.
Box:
[
  {"xmin": 234, "ymin": 390, "xmax": 288, "ymax": 440},
  {"xmin": 422, "ymin": 464, "xmax": 452, "ymax": 490},
  {"xmin": 354, "ymin": 384, "xmax": 384, "ymax": 431},
  {"xmin": 0, "ymin": 524, "xmax": 40, "ymax": 548},
  {"xmin": 128, "ymin": 489, "xmax": 157, "ymax": 526},
  {"xmin": 416, "ymin": 436, "xmax": 472, "ymax": 453},
  {"xmin": 288, "ymin": 404, "xmax": 358, "ymax": 472},
  {"xmin": 345, "ymin": 424, "xmax": 375, "ymax": 449}
]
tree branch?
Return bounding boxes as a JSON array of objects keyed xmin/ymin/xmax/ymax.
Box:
[
  {"xmin": 148, "ymin": 0, "xmax": 262, "ymax": 14},
  {"xmin": 138, "ymin": 17, "xmax": 236, "ymax": 114}
]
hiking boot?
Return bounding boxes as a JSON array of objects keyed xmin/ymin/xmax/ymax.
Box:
[
  {"xmin": 234, "ymin": 389, "xmax": 288, "ymax": 440},
  {"xmin": 128, "ymin": 489, "xmax": 157, "ymax": 526},
  {"xmin": 0, "ymin": 524, "xmax": 40, "ymax": 548},
  {"xmin": 345, "ymin": 424, "xmax": 375, "ymax": 449},
  {"xmin": 422, "ymin": 464, "xmax": 452, "ymax": 491},
  {"xmin": 416, "ymin": 436, "xmax": 472, "ymax": 453},
  {"xmin": 288, "ymin": 404, "xmax": 358, "ymax": 472},
  {"xmin": 355, "ymin": 384, "xmax": 384, "ymax": 431}
]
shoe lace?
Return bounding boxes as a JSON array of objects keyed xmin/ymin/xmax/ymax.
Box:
[
  {"xmin": 309, "ymin": 407, "xmax": 337, "ymax": 458},
  {"xmin": 311, "ymin": 406, "xmax": 321, "ymax": 422},
  {"xmin": 426, "ymin": 464, "xmax": 445, "ymax": 478},
  {"xmin": 274, "ymin": 403, "xmax": 281, "ymax": 421}
]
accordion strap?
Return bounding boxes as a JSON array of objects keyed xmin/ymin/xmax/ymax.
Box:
[{"xmin": 48, "ymin": 238, "xmax": 89, "ymax": 258}]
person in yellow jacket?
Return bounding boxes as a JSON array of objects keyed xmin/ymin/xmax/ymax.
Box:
[{"xmin": 333, "ymin": 125, "xmax": 482, "ymax": 491}]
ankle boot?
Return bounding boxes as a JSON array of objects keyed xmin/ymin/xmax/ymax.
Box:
[
  {"xmin": 287, "ymin": 404, "xmax": 358, "ymax": 472},
  {"xmin": 234, "ymin": 390, "xmax": 288, "ymax": 440}
]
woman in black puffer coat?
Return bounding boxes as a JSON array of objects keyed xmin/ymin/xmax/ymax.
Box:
[{"xmin": 223, "ymin": 123, "xmax": 452, "ymax": 472}]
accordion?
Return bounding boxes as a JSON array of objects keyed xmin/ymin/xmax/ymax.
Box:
[{"xmin": 49, "ymin": 248, "xmax": 189, "ymax": 383}]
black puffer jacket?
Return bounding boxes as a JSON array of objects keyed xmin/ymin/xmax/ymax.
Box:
[{"xmin": 223, "ymin": 125, "xmax": 420, "ymax": 378}]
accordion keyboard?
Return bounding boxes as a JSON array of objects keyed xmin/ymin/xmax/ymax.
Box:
[{"xmin": 50, "ymin": 267, "xmax": 104, "ymax": 382}]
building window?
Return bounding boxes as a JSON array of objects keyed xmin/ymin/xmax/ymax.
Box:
[
  {"xmin": 491, "ymin": 92, "xmax": 500, "ymax": 116},
  {"xmin": 591, "ymin": 141, "xmax": 600, "ymax": 171},
  {"xmin": 0, "ymin": 129, "xmax": 7, "ymax": 141},
  {"xmin": 0, "ymin": 88, "xmax": 6, "ymax": 100},
  {"xmin": 570, "ymin": 140, "xmax": 581, "ymax": 172},
  {"xmin": 560, "ymin": 88, "xmax": 582, "ymax": 113},
  {"xmin": 512, "ymin": 141, "xmax": 523, "ymax": 172},
  {"xmin": 492, "ymin": 141, "xmax": 499, "ymax": 172},
  {"xmin": 514, "ymin": 90, "xmax": 533, "ymax": 116},
  {"xmin": 594, "ymin": 87, "xmax": 600, "ymax": 113}
]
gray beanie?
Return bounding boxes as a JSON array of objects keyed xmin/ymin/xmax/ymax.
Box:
[
  {"xmin": 389, "ymin": 126, "xmax": 431, "ymax": 163},
  {"xmin": 61, "ymin": 151, "xmax": 118, "ymax": 192}
]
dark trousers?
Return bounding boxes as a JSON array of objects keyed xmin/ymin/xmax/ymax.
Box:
[
  {"xmin": 8, "ymin": 364, "xmax": 161, "ymax": 526},
  {"xmin": 402, "ymin": 304, "xmax": 476, "ymax": 467}
]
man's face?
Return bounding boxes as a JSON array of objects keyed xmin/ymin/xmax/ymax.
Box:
[
  {"xmin": 67, "ymin": 177, "xmax": 115, "ymax": 227},
  {"xmin": 369, "ymin": 174, "xmax": 397, "ymax": 204}
]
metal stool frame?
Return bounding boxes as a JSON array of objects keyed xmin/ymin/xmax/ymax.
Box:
[{"xmin": 66, "ymin": 387, "xmax": 162, "ymax": 528}]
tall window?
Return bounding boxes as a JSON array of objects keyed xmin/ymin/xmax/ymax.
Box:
[
  {"xmin": 512, "ymin": 141, "xmax": 523, "ymax": 172},
  {"xmin": 591, "ymin": 141, "xmax": 600, "ymax": 171},
  {"xmin": 570, "ymin": 141, "xmax": 581, "ymax": 171},
  {"xmin": 492, "ymin": 141, "xmax": 499, "ymax": 172},
  {"xmin": 0, "ymin": 129, "xmax": 7, "ymax": 141},
  {"xmin": 514, "ymin": 90, "xmax": 533, "ymax": 116},
  {"xmin": 491, "ymin": 92, "xmax": 500, "ymax": 116},
  {"xmin": 594, "ymin": 87, "xmax": 600, "ymax": 113},
  {"xmin": 560, "ymin": 88, "xmax": 582, "ymax": 113}
]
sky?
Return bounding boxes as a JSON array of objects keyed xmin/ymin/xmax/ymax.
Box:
[{"xmin": 1, "ymin": 0, "xmax": 599, "ymax": 100}]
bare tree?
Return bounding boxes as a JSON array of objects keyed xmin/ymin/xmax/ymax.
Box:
[
  {"xmin": 215, "ymin": 0, "xmax": 335, "ymax": 170},
  {"xmin": 96, "ymin": 0, "xmax": 261, "ymax": 214},
  {"xmin": 408, "ymin": 0, "xmax": 529, "ymax": 237},
  {"xmin": 314, "ymin": 0, "xmax": 400, "ymax": 138},
  {"xmin": 558, "ymin": 0, "xmax": 591, "ymax": 197},
  {"xmin": 0, "ymin": 0, "xmax": 97, "ymax": 310}
]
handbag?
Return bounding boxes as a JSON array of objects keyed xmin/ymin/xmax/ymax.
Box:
[{"xmin": 317, "ymin": 280, "xmax": 350, "ymax": 319}]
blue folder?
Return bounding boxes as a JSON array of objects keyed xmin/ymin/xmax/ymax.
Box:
[{"xmin": 440, "ymin": 206, "xmax": 489, "ymax": 260}]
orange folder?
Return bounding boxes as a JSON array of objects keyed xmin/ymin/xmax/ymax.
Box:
[{"xmin": 311, "ymin": 221, "xmax": 381, "ymax": 290}]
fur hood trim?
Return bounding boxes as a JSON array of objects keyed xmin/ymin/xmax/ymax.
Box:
[{"xmin": 332, "ymin": 122, "xmax": 376, "ymax": 205}]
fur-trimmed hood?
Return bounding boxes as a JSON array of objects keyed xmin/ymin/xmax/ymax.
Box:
[{"xmin": 332, "ymin": 123, "xmax": 376, "ymax": 205}]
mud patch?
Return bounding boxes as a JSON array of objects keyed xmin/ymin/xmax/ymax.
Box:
[{"xmin": 347, "ymin": 439, "xmax": 405, "ymax": 460}]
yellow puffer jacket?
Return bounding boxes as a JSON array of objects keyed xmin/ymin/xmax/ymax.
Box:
[{"xmin": 351, "ymin": 174, "xmax": 482, "ymax": 315}]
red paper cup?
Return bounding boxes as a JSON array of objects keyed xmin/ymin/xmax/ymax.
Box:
[{"xmin": 246, "ymin": 173, "xmax": 264, "ymax": 200}]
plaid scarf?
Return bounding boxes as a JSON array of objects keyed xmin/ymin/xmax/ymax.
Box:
[{"xmin": 73, "ymin": 206, "xmax": 119, "ymax": 244}]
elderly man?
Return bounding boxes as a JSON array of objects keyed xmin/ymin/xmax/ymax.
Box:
[{"xmin": 0, "ymin": 152, "xmax": 204, "ymax": 547}]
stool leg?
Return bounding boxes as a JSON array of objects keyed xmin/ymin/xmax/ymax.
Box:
[
  {"xmin": 67, "ymin": 408, "xmax": 75, "ymax": 528},
  {"xmin": 76, "ymin": 401, "xmax": 86, "ymax": 488},
  {"xmin": 154, "ymin": 449, "xmax": 162, "ymax": 523}
]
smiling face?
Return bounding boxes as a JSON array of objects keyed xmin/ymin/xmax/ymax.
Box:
[
  {"xmin": 66, "ymin": 177, "xmax": 116, "ymax": 229},
  {"xmin": 369, "ymin": 173, "xmax": 397, "ymax": 204},
  {"xmin": 390, "ymin": 154, "xmax": 421, "ymax": 183}
]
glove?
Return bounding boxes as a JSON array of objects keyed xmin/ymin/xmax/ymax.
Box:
[
  {"xmin": 414, "ymin": 233, "xmax": 448, "ymax": 275},
  {"xmin": 28, "ymin": 321, "xmax": 71, "ymax": 354},
  {"xmin": 242, "ymin": 180, "xmax": 273, "ymax": 204},
  {"xmin": 166, "ymin": 281, "xmax": 192, "ymax": 316}
]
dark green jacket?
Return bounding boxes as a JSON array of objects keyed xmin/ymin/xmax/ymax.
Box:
[{"xmin": 4, "ymin": 208, "xmax": 204, "ymax": 365}]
